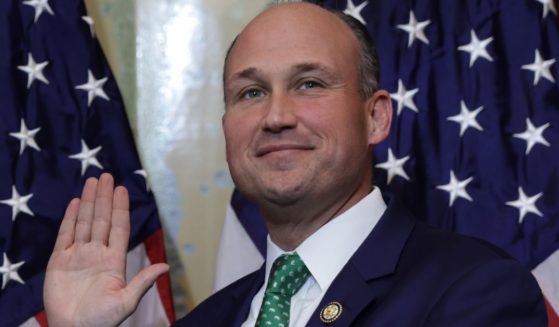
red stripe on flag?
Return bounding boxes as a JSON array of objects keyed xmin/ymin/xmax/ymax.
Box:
[
  {"xmin": 545, "ymin": 297, "xmax": 559, "ymax": 327},
  {"xmin": 144, "ymin": 229, "xmax": 176, "ymax": 323},
  {"xmin": 34, "ymin": 310, "xmax": 48, "ymax": 327}
]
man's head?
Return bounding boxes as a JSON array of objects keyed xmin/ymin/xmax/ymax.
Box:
[{"xmin": 221, "ymin": 3, "xmax": 392, "ymax": 222}]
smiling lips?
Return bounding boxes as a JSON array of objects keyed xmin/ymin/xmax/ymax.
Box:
[{"xmin": 255, "ymin": 143, "xmax": 315, "ymax": 157}]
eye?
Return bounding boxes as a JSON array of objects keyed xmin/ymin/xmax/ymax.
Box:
[
  {"xmin": 241, "ymin": 88, "xmax": 264, "ymax": 99},
  {"xmin": 299, "ymin": 80, "xmax": 323, "ymax": 90}
]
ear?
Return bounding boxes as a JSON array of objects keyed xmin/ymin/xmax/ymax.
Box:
[{"xmin": 365, "ymin": 90, "xmax": 393, "ymax": 145}]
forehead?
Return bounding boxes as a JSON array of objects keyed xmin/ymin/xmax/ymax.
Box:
[{"xmin": 224, "ymin": 4, "xmax": 360, "ymax": 82}]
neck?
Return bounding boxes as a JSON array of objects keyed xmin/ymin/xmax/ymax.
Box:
[{"xmin": 263, "ymin": 180, "xmax": 372, "ymax": 251}]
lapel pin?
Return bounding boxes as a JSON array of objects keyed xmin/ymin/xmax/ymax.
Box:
[{"xmin": 320, "ymin": 302, "xmax": 343, "ymax": 323}]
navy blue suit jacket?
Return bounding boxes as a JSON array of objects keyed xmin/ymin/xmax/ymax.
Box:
[{"xmin": 175, "ymin": 197, "xmax": 547, "ymax": 326}]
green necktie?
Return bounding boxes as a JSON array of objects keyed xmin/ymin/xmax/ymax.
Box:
[{"xmin": 255, "ymin": 253, "xmax": 311, "ymax": 327}]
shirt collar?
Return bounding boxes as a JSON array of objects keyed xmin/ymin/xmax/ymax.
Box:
[{"xmin": 264, "ymin": 187, "xmax": 387, "ymax": 292}]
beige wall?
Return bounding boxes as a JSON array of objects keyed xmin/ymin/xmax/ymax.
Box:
[{"xmin": 85, "ymin": 0, "xmax": 268, "ymax": 313}]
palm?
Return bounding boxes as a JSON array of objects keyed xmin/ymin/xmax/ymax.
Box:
[
  {"xmin": 44, "ymin": 174, "xmax": 168, "ymax": 327},
  {"xmin": 46, "ymin": 244, "xmax": 127, "ymax": 326}
]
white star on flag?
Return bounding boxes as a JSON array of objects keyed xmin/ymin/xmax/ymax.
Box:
[
  {"xmin": 23, "ymin": 0, "xmax": 54, "ymax": 23},
  {"xmin": 436, "ymin": 170, "xmax": 474, "ymax": 207},
  {"xmin": 82, "ymin": 15, "xmax": 95, "ymax": 38},
  {"xmin": 344, "ymin": 0, "xmax": 368, "ymax": 25},
  {"xmin": 513, "ymin": 118, "xmax": 550, "ymax": 155},
  {"xmin": 506, "ymin": 187, "xmax": 543, "ymax": 224},
  {"xmin": 0, "ymin": 253, "xmax": 25, "ymax": 290},
  {"xmin": 69, "ymin": 139, "xmax": 104, "ymax": 175},
  {"xmin": 397, "ymin": 11, "xmax": 431, "ymax": 47},
  {"xmin": 447, "ymin": 101, "xmax": 484, "ymax": 137},
  {"xmin": 457, "ymin": 30, "xmax": 494, "ymax": 67},
  {"xmin": 535, "ymin": 0, "xmax": 557, "ymax": 18},
  {"xmin": 135, "ymin": 169, "xmax": 151, "ymax": 192},
  {"xmin": 17, "ymin": 54, "xmax": 49, "ymax": 89},
  {"xmin": 521, "ymin": 49, "xmax": 556, "ymax": 85},
  {"xmin": 390, "ymin": 79, "xmax": 419, "ymax": 115},
  {"xmin": 75, "ymin": 69, "xmax": 110, "ymax": 107},
  {"xmin": 9, "ymin": 119, "xmax": 41, "ymax": 155},
  {"xmin": 0, "ymin": 186, "xmax": 34, "ymax": 221},
  {"xmin": 375, "ymin": 148, "xmax": 410, "ymax": 183}
]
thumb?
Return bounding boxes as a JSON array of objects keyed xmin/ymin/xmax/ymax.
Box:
[{"xmin": 122, "ymin": 263, "xmax": 170, "ymax": 314}]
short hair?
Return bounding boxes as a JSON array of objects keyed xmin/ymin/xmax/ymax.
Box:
[
  {"xmin": 222, "ymin": 4, "xmax": 380, "ymax": 100},
  {"xmin": 329, "ymin": 10, "xmax": 380, "ymax": 98}
]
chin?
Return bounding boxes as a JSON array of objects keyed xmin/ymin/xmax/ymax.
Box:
[
  {"xmin": 234, "ymin": 170, "xmax": 311, "ymax": 206},
  {"xmin": 262, "ymin": 193, "xmax": 300, "ymax": 207},
  {"xmin": 258, "ymin": 182, "xmax": 307, "ymax": 207}
]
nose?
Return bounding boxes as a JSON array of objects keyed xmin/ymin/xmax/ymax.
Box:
[{"xmin": 262, "ymin": 92, "xmax": 297, "ymax": 133}]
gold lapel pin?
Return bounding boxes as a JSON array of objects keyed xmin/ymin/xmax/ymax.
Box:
[{"xmin": 320, "ymin": 302, "xmax": 343, "ymax": 323}]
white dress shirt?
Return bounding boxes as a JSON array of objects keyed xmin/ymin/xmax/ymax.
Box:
[{"xmin": 241, "ymin": 188, "xmax": 387, "ymax": 327}]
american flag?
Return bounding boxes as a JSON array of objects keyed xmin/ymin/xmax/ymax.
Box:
[
  {"xmin": 215, "ymin": 0, "xmax": 559, "ymax": 325},
  {"xmin": 0, "ymin": 0, "xmax": 174, "ymax": 326}
]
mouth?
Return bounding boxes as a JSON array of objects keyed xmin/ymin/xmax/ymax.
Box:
[{"xmin": 255, "ymin": 144, "xmax": 314, "ymax": 157}]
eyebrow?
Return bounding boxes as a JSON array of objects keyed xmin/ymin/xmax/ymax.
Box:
[
  {"xmin": 227, "ymin": 62, "xmax": 338, "ymax": 84},
  {"xmin": 291, "ymin": 62, "xmax": 338, "ymax": 81},
  {"xmin": 224, "ymin": 67, "xmax": 263, "ymax": 102},
  {"xmin": 224, "ymin": 62, "xmax": 340, "ymax": 103},
  {"xmin": 228, "ymin": 67, "xmax": 260, "ymax": 84}
]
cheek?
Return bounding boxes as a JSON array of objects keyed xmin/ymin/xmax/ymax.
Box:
[
  {"xmin": 297, "ymin": 98, "xmax": 368, "ymax": 140},
  {"xmin": 223, "ymin": 112, "xmax": 257, "ymax": 160}
]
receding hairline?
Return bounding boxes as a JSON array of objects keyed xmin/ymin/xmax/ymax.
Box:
[
  {"xmin": 223, "ymin": 3, "xmax": 355, "ymax": 67},
  {"xmin": 222, "ymin": 2, "xmax": 365, "ymax": 99}
]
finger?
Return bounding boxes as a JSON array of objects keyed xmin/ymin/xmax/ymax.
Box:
[
  {"xmin": 91, "ymin": 173, "xmax": 114, "ymax": 244},
  {"xmin": 122, "ymin": 263, "xmax": 170, "ymax": 315},
  {"xmin": 53, "ymin": 198, "xmax": 80, "ymax": 251},
  {"xmin": 109, "ymin": 185, "xmax": 130, "ymax": 254},
  {"xmin": 74, "ymin": 177, "xmax": 98, "ymax": 243}
]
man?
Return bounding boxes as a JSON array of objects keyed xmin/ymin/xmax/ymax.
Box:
[{"xmin": 44, "ymin": 2, "xmax": 547, "ymax": 326}]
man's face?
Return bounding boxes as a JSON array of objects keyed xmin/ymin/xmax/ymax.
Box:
[{"xmin": 222, "ymin": 5, "xmax": 383, "ymax": 209}]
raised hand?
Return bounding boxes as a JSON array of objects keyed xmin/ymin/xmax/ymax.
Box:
[{"xmin": 44, "ymin": 173, "xmax": 169, "ymax": 327}]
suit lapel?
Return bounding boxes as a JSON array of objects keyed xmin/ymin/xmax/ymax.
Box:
[
  {"xmin": 306, "ymin": 198, "xmax": 416, "ymax": 326},
  {"xmin": 188, "ymin": 265, "xmax": 264, "ymax": 327},
  {"xmin": 229, "ymin": 265, "xmax": 266, "ymax": 326}
]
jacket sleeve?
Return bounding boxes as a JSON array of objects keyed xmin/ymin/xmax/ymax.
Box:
[{"xmin": 424, "ymin": 259, "xmax": 547, "ymax": 326}]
